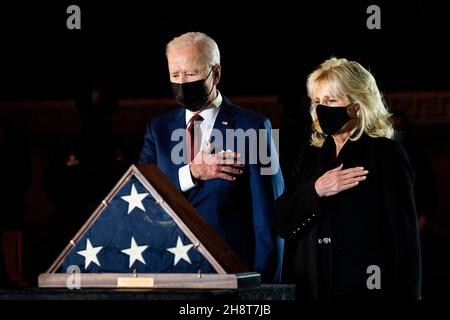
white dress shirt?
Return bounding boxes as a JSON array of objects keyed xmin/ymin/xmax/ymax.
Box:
[{"xmin": 178, "ymin": 92, "xmax": 223, "ymax": 192}]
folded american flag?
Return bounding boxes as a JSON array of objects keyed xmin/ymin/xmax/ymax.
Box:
[{"xmin": 62, "ymin": 174, "xmax": 215, "ymax": 274}]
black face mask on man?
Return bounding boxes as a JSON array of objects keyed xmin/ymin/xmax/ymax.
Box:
[
  {"xmin": 316, "ymin": 104, "xmax": 353, "ymax": 135},
  {"xmin": 171, "ymin": 67, "xmax": 215, "ymax": 112}
]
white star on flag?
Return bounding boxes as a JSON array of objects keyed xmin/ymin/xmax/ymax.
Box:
[
  {"xmin": 77, "ymin": 238, "xmax": 103, "ymax": 269},
  {"xmin": 166, "ymin": 236, "xmax": 194, "ymax": 266},
  {"xmin": 121, "ymin": 237, "xmax": 149, "ymax": 268},
  {"xmin": 121, "ymin": 184, "xmax": 149, "ymax": 214}
]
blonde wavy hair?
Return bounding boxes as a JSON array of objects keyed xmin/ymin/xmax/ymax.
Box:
[{"xmin": 307, "ymin": 57, "xmax": 394, "ymax": 147}]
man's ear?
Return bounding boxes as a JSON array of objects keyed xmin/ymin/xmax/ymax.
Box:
[{"xmin": 213, "ymin": 64, "xmax": 221, "ymax": 85}]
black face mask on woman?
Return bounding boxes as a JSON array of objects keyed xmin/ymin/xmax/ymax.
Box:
[
  {"xmin": 171, "ymin": 67, "xmax": 215, "ymax": 112},
  {"xmin": 316, "ymin": 104, "xmax": 352, "ymax": 135}
]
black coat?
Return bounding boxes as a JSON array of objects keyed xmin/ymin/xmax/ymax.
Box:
[{"xmin": 276, "ymin": 134, "xmax": 422, "ymax": 300}]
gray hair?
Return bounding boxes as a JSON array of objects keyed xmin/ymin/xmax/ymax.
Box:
[{"xmin": 166, "ymin": 32, "xmax": 221, "ymax": 67}]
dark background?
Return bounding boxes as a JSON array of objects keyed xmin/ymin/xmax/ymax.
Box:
[
  {"xmin": 0, "ymin": 1, "xmax": 450, "ymax": 299},
  {"xmin": 0, "ymin": 1, "xmax": 449, "ymax": 99}
]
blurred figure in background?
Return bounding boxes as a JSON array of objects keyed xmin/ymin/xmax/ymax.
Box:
[
  {"xmin": 392, "ymin": 111, "xmax": 448, "ymax": 299},
  {"xmin": 77, "ymin": 85, "xmax": 118, "ymax": 206},
  {"xmin": 44, "ymin": 86, "xmax": 119, "ymax": 266},
  {"xmin": 392, "ymin": 111, "xmax": 438, "ymax": 232}
]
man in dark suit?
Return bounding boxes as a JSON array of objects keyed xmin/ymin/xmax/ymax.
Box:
[{"xmin": 139, "ymin": 32, "xmax": 284, "ymax": 282}]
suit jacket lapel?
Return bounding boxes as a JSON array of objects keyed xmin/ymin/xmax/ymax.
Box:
[
  {"xmin": 169, "ymin": 108, "xmax": 188, "ymax": 165},
  {"xmin": 211, "ymin": 97, "xmax": 237, "ymax": 153}
]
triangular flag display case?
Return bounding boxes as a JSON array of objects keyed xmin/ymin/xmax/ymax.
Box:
[{"xmin": 39, "ymin": 164, "xmax": 260, "ymax": 289}]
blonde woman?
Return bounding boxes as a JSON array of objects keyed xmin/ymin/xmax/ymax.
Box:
[{"xmin": 276, "ymin": 58, "xmax": 421, "ymax": 299}]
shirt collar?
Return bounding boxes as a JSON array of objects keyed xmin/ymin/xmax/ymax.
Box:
[{"xmin": 185, "ymin": 91, "xmax": 223, "ymax": 125}]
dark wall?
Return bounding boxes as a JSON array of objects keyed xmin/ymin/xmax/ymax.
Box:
[{"xmin": 0, "ymin": 1, "xmax": 449, "ymax": 100}]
